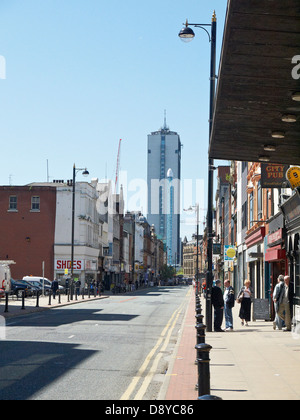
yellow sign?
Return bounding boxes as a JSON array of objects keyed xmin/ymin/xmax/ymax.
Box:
[
  {"xmin": 286, "ymin": 167, "xmax": 300, "ymax": 189},
  {"xmin": 64, "ymin": 269, "xmax": 69, "ymax": 275},
  {"xmin": 224, "ymin": 245, "xmax": 236, "ymax": 260}
]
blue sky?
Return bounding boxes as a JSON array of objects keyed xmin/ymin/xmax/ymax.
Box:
[{"xmin": 0, "ymin": 0, "xmax": 228, "ymax": 239}]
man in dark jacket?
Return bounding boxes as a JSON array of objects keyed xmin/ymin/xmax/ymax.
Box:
[
  {"xmin": 212, "ymin": 279, "xmax": 224, "ymax": 332},
  {"xmin": 52, "ymin": 279, "xmax": 59, "ymax": 299}
]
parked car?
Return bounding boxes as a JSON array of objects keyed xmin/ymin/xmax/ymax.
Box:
[
  {"xmin": 23, "ymin": 276, "xmax": 64, "ymax": 293},
  {"xmin": 11, "ymin": 279, "xmax": 31, "ymax": 298},
  {"xmin": 18, "ymin": 280, "xmax": 42, "ymax": 296}
]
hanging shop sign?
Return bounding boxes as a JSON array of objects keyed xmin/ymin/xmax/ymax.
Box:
[
  {"xmin": 261, "ymin": 164, "xmax": 289, "ymax": 188},
  {"xmin": 224, "ymin": 245, "xmax": 236, "ymax": 261},
  {"xmin": 286, "ymin": 166, "xmax": 300, "ymax": 190}
]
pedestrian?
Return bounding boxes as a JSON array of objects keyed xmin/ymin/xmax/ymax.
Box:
[
  {"xmin": 277, "ymin": 276, "xmax": 293, "ymax": 332},
  {"xmin": 224, "ymin": 279, "xmax": 235, "ymax": 331},
  {"xmin": 273, "ymin": 275, "xmax": 285, "ymax": 330},
  {"xmin": 52, "ymin": 278, "xmax": 59, "ymax": 299},
  {"xmin": 76, "ymin": 279, "xmax": 81, "ymax": 297},
  {"xmin": 237, "ymin": 280, "xmax": 253, "ymax": 326},
  {"xmin": 202, "ymin": 279, "xmax": 207, "ymax": 298},
  {"xmin": 211, "ymin": 279, "xmax": 224, "ymax": 332}
]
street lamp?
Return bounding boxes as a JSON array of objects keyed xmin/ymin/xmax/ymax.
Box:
[
  {"xmin": 179, "ymin": 12, "xmax": 217, "ymax": 332},
  {"xmin": 71, "ymin": 164, "xmax": 89, "ymax": 299},
  {"xmin": 184, "ymin": 204, "xmax": 200, "ymax": 297}
]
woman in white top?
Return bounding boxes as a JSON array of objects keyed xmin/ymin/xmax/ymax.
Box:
[{"xmin": 237, "ymin": 280, "xmax": 253, "ymax": 326}]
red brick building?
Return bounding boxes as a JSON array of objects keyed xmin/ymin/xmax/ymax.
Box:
[{"xmin": 0, "ymin": 186, "xmax": 57, "ymax": 280}]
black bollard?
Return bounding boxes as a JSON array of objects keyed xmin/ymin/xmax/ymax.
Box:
[
  {"xmin": 36, "ymin": 291, "xmax": 39, "ymax": 308},
  {"xmin": 58, "ymin": 290, "xmax": 61, "ymax": 304},
  {"xmin": 196, "ymin": 322, "xmax": 206, "ymax": 345},
  {"xmin": 48, "ymin": 292, "xmax": 51, "ymax": 306},
  {"xmin": 195, "ymin": 312, "xmax": 204, "ymax": 325},
  {"xmin": 4, "ymin": 292, "xmax": 9, "ymax": 313},
  {"xmin": 198, "ymin": 395, "xmax": 222, "ymax": 400},
  {"xmin": 196, "ymin": 302, "xmax": 202, "ymax": 315},
  {"xmin": 21, "ymin": 290, "xmax": 25, "ymax": 310},
  {"xmin": 195, "ymin": 321, "xmax": 206, "ymax": 365},
  {"xmin": 195, "ymin": 343, "xmax": 212, "ymax": 398}
]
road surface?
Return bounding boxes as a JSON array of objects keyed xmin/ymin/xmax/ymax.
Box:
[{"xmin": 0, "ymin": 285, "xmax": 191, "ymax": 400}]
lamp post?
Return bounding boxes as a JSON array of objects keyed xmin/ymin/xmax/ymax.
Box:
[
  {"xmin": 184, "ymin": 204, "xmax": 200, "ymax": 297},
  {"xmin": 179, "ymin": 12, "xmax": 217, "ymax": 332},
  {"xmin": 71, "ymin": 164, "xmax": 89, "ymax": 299}
]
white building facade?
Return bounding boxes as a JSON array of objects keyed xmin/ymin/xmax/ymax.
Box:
[{"xmin": 54, "ymin": 180, "xmax": 101, "ymax": 284}]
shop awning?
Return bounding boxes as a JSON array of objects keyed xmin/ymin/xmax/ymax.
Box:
[
  {"xmin": 209, "ymin": 0, "xmax": 300, "ymax": 165},
  {"xmin": 265, "ymin": 246, "xmax": 286, "ymax": 262}
]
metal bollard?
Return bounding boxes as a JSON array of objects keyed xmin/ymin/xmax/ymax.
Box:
[
  {"xmin": 195, "ymin": 343, "xmax": 212, "ymax": 398},
  {"xmin": 4, "ymin": 292, "xmax": 9, "ymax": 313},
  {"xmin": 196, "ymin": 302, "xmax": 202, "ymax": 315},
  {"xmin": 36, "ymin": 291, "xmax": 40, "ymax": 308},
  {"xmin": 195, "ymin": 322, "xmax": 206, "ymax": 345},
  {"xmin": 21, "ymin": 290, "xmax": 25, "ymax": 310},
  {"xmin": 195, "ymin": 312, "xmax": 204, "ymax": 325},
  {"xmin": 58, "ymin": 290, "xmax": 61, "ymax": 304},
  {"xmin": 198, "ymin": 395, "xmax": 222, "ymax": 400},
  {"xmin": 195, "ymin": 320, "xmax": 206, "ymax": 365},
  {"xmin": 48, "ymin": 292, "xmax": 52, "ymax": 306}
]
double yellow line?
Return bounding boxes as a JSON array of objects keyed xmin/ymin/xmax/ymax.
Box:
[{"xmin": 121, "ymin": 289, "xmax": 191, "ymax": 400}]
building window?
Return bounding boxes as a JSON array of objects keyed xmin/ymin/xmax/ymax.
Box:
[
  {"xmin": 9, "ymin": 196, "xmax": 17, "ymax": 211},
  {"xmin": 242, "ymin": 201, "xmax": 248, "ymax": 229},
  {"xmin": 249, "ymin": 192, "xmax": 253, "ymax": 227},
  {"xmin": 31, "ymin": 196, "xmax": 40, "ymax": 211},
  {"xmin": 257, "ymin": 181, "xmax": 262, "ymax": 219}
]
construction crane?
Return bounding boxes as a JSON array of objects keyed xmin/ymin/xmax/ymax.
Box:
[{"xmin": 115, "ymin": 139, "xmax": 122, "ymax": 194}]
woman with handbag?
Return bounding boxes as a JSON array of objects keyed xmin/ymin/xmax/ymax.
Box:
[{"xmin": 237, "ymin": 280, "xmax": 253, "ymax": 326}]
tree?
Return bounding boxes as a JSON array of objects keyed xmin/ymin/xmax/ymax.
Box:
[{"xmin": 160, "ymin": 264, "xmax": 176, "ymax": 281}]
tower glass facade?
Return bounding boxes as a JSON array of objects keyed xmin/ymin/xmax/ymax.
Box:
[{"xmin": 147, "ymin": 121, "xmax": 181, "ymax": 266}]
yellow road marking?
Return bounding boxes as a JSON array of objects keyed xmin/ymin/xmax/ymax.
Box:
[{"xmin": 120, "ymin": 302, "xmax": 185, "ymax": 400}]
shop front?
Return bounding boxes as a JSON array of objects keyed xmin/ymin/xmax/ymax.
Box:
[
  {"xmin": 265, "ymin": 214, "xmax": 287, "ymax": 319},
  {"xmin": 280, "ymin": 192, "xmax": 300, "ymax": 321},
  {"xmin": 54, "ymin": 258, "xmax": 98, "ymax": 288},
  {"xmin": 245, "ymin": 227, "xmax": 266, "ymax": 299}
]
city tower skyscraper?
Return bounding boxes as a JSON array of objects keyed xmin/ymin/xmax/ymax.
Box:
[{"xmin": 147, "ymin": 115, "xmax": 181, "ymax": 266}]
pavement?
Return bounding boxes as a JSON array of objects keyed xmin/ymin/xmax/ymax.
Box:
[
  {"xmin": 1, "ymin": 287, "xmax": 300, "ymax": 401},
  {"xmin": 160, "ymin": 289, "xmax": 300, "ymax": 401},
  {"xmin": 0, "ymin": 291, "xmax": 109, "ymax": 318}
]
